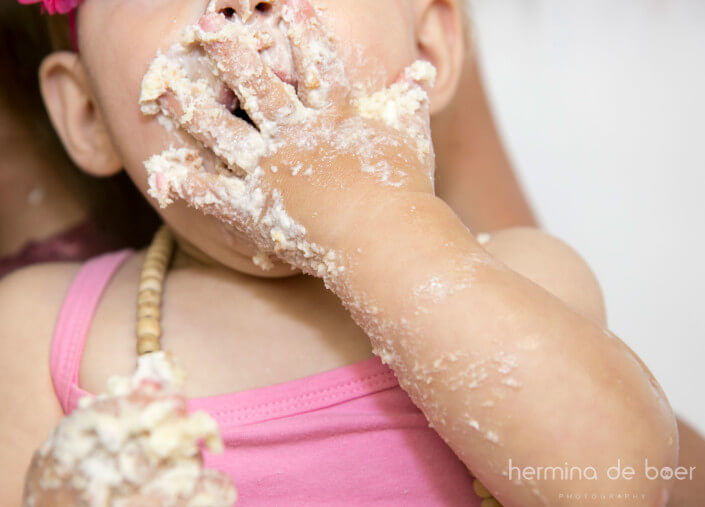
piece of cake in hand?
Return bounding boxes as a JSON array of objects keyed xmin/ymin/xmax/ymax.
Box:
[{"xmin": 23, "ymin": 352, "xmax": 237, "ymax": 507}]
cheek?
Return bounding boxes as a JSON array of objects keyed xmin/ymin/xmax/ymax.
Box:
[
  {"xmin": 315, "ymin": 0, "xmax": 418, "ymax": 91},
  {"xmin": 82, "ymin": 2, "xmax": 208, "ymax": 183},
  {"xmin": 83, "ymin": 0, "xmax": 418, "ymax": 177}
]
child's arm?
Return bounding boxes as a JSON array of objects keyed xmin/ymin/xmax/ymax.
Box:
[
  {"xmin": 325, "ymin": 194, "xmax": 677, "ymax": 506},
  {"xmin": 147, "ymin": 4, "xmax": 677, "ymax": 505}
]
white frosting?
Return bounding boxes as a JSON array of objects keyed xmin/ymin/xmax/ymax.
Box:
[
  {"xmin": 139, "ymin": 6, "xmax": 436, "ymax": 280},
  {"xmin": 30, "ymin": 353, "xmax": 236, "ymax": 506}
]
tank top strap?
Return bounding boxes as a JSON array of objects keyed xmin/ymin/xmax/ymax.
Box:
[{"xmin": 50, "ymin": 250, "xmax": 133, "ymax": 413}]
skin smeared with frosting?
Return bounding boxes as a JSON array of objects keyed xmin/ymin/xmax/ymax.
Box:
[
  {"xmin": 20, "ymin": 6, "xmax": 437, "ymax": 504},
  {"xmin": 17, "ymin": 1, "xmax": 677, "ymax": 505},
  {"xmin": 129, "ymin": 3, "xmax": 678, "ymax": 505},
  {"xmin": 139, "ymin": 0, "xmax": 437, "ymax": 275},
  {"xmin": 23, "ymin": 353, "xmax": 237, "ymax": 507}
]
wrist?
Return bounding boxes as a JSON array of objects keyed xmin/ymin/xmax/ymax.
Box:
[
  {"xmin": 324, "ymin": 190, "xmax": 489, "ymax": 293},
  {"xmin": 331, "ymin": 190, "xmax": 471, "ymax": 254}
]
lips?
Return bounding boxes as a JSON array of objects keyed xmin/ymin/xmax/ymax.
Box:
[
  {"xmin": 217, "ymin": 84, "xmax": 239, "ymax": 112},
  {"xmin": 273, "ymin": 69, "xmax": 297, "ymax": 89}
]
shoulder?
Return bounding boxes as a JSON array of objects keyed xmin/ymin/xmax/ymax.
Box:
[
  {"xmin": 0, "ymin": 262, "xmax": 81, "ymax": 505},
  {"xmin": 0, "ymin": 261, "xmax": 82, "ymax": 342},
  {"xmin": 481, "ymin": 227, "xmax": 607, "ymax": 325},
  {"xmin": 0, "ymin": 262, "xmax": 82, "ymax": 394}
]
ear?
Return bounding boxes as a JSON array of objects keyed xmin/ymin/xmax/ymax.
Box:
[
  {"xmin": 39, "ymin": 52, "xmax": 122, "ymax": 177},
  {"xmin": 415, "ymin": 0, "xmax": 465, "ymax": 114}
]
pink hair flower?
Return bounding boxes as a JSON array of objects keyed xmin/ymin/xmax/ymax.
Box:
[{"xmin": 17, "ymin": 0, "xmax": 80, "ymax": 15}]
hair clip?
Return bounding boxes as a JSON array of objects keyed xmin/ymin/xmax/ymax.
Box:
[{"xmin": 17, "ymin": 0, "xmax": 80, "ymax": 15}]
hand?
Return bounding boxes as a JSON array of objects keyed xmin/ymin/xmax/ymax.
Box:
[
  {"xmin": 23, "ymin": 353, "xmax": 236, "ymax": 507},
  {"xmin": 140, "ymin": 0, "xmax": 437, "ymax": 278}
]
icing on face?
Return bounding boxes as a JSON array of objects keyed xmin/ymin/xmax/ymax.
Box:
[{"xmin": 139, "ymin": 4, "xmax": 436, "ymax": 277}]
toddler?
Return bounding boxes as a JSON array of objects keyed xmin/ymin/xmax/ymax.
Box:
[{"xmin": 1, "ymin": 0, "xmax": 678, "ymax": 505}]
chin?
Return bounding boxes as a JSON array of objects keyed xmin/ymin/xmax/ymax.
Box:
[
  {"xmin": 210, "ymin": 249, "xmax": 302, "ymax": 279},
  {"xmin": 173, "ymin": 226, "xmax": 302, "ymax": 279},
  {"xmin": 243, "ymin": 261, "xmax": 302, "ymax": 279}
]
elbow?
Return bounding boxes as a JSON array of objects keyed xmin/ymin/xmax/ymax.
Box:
[
  {"xmin": 619, "ymin": 419, "xmax": 680, "ymax": 507},
  {"xmin": 588, "ymin": 381, "xmax": 680, "ymax": 507},
  {"xmin": 633, "ymin": 407, "xmax": 680, "ymax": 507},
  {"xmin": 521, "ymin": 413, "xmax": 679, "ymax": 507},
  {"xmin": 593, "ymin": 349, "xmax": 680, "ymax": 506},
  {"xmin": 531, "ymin": 352, "xmax": 679, "ymax": 507}
]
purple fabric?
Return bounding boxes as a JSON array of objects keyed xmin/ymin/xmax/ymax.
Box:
[{"xmin": 0, "ymin": 219, "xmax": 119, "ymax": 279}]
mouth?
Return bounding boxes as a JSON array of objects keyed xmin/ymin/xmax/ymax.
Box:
[
  {"xmin": 216, "ymin": 73, "xmax": 298, "ymax": 129},
  {"xmin": 215, "ymin": 8, "xmax": 299, "ymax": 127},
  {"xmin": 216, "ymin": 85, "xmax": 254, "ymax": 127},
  {"xmin": 273, "ymin": 69, "xmax": 298, "ymax": 89}
]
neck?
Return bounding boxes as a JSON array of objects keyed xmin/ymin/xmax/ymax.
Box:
[{"xmin": 0, "ymin": 123, "xmax": 90, "ymax": 257}]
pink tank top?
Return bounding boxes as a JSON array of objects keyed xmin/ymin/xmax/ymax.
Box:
[{"xmin": 50, "ymin": 251, "xmax": 483, "ymax": 506}]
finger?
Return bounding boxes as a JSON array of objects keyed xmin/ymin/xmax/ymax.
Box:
[
  {"xmin": 397, "ymin": 61, "xmax": 436, "ymax": 168},
  {"xmin": 280, "ymin": 0, "xmax": 350, "ymax": 108},
  {"xmin": 145, "ymin": 148, "xmax": 267, "ymax": 228},
  {"xmin": 357, "ymin": 61, "xmax": 436, "ymax": 131},
  {"xmin": 140, "ymin": 51, "xmax": 266, "ymax": 173},
  {"xmin": 157, "ymin": 90, "xmax": 266, "ymax": 174},
  {"xmin": 355, "ymin": 61, "xmax": 436, "ymax": 164},
  {"xmin": 196, "ymin": 13, "xmax": 305, "ymax": 132}
]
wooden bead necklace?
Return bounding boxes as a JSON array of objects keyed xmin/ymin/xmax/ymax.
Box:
[{"xmin": 136, "ymin": 225, "xmax": 175, "ymax": 356}]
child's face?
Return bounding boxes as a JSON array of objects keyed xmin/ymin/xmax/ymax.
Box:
[{"xmin": 76, "ymin": 0, "xmax": 450, "ymax": 275}]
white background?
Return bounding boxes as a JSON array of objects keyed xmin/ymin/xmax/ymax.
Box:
[{"xmin": 470, "ymin": 0, "xmax": 705, "ymax": 432}]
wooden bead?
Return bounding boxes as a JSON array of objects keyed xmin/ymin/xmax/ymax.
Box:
[
  {"xmin": 137, "ymin": 303, "xmax": 160, "ymax": 320},
  {"xmin": 141, "ymin": 265, "xmax": 165, "ymax": 281},
  {"xmin": 144, "ymin": 255, "xmax": 169, "ymax": 271},
  {"xmin": 137, "ymin": 290, "xmax": 160, "ymax": 306},
  {"xmin": 146, "ymin": 253, "xmax": 169, "ymax": 266},
  {"xmin": 139, "ymin": 277, "xmax": 162, "ymax": 293},
  {"xmin": 146, "ymin": 248, "xmax": 169, "ymax": 262},
  {"xmin": 480, "ymin": 499, "xmax": 501, "ymax": 507},
  {"xmin": 137, "ymin": 317, "xmax": 161, "ymax": 339},
  {"xmin": 473, "ymin": 479, "xmax": 492, "ymax": 499},
  {"xmin": 142, "ymin": 258, "xmax": 167, "ymax": 271},
  {"xmin": 137, "ymin": 336, "xmax": 161, "ymax": 355},
  {"xmin": 149, "ymin": 241, "xmax": 171, "ymax": 256}
]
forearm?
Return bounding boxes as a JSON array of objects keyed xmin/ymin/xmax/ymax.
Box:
[{"xmin": 330, "ymin": 191, "xmax": 678, "ymax": 507}]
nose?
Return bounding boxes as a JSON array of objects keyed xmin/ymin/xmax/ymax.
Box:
[{"xmin": 210, "ymin": 0, "xmax": 276, "ymax": 22}]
